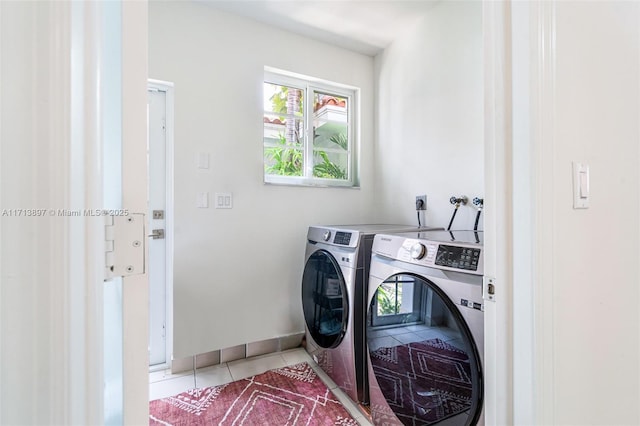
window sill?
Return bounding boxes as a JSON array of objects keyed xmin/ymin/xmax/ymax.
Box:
[{"xmin": 263, "ymin": 177, "xmax": 360, "ymax": 189}]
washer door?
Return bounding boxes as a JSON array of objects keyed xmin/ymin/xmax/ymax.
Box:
[
  {"xmin": 302, "ymin": 250, "xmax": 348, "ymax": 349},
  {"xmin": 367, "ymin": 273, "xmax": 483, "ymax": 426}
]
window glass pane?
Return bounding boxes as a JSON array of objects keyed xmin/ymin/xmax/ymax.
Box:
[
  {"xmin": 313, "ymin": 123, "xmax": 348, "ymax": 150},
  {"xmin": 264, "ymin": 113, "xmax": 303, "ymax": 143},
  {"xmin": 313, "ymin": 93, "xmax": 348, "ymax": 144},
  {"xmin": 264, "ymin": 146, "xmax": 304, "ymax": 177},
  {"xmin": 313, "ymin": 92, "xmax": 348, "ymax": 117},
  {"xmin": 263, "ymin": 82, "xmax": 303, "ymax": 145},
  {"xmin": 264, "ymin": 82, "xmax": 305, "ymax": 177},
  {"xmin": 264, "ymin": 82, "xmax": 304, "ymax": 117},
  {"xmin": 313, "ymin": 149, "xmax": 349, "ymax": 180},
  {"xmin": 312, "ymin": 92, "xmax": 349, "ymax": 181}
]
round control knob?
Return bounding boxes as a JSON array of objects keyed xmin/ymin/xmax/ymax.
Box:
[
  {"xmin": 410, "ymin": 243, "xmax": 426, "ymax": 260},
  {"xmin": 323, "ymin": 230, "xmax": 332, "ymax": 242}
]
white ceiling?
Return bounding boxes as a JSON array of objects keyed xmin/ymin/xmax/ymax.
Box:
[{"xmin": 197, "ymin": 0, "xmax": 440, "ymax": 56}]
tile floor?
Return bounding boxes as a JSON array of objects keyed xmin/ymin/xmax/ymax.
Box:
[{"xmin": 149, "ymin": 347, "xmax": 373, "ymax": 426}]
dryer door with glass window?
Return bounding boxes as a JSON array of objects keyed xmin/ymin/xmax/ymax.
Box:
[
  {"xmin": 367, "ymin": 273, "xmax": 483, "ymax": 426},
  {"xmin": 301, "ymin": 249, "xmax": 348, "ymax": 349}
]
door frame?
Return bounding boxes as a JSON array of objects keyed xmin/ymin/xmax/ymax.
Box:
[
  {"xmin": 147, "ymin": 79, "xmax": 175, "ymax": 371},
  {"xmin": 482, "ymin": 1, "xmax": 515, "ymax": 424},
  {"xmin": 120, "ymin": 1, "xmax": 150, "ymax": 424},
  {"xmin": 483, "ymin": 1, "xmax": 556, "ymax": 425}
]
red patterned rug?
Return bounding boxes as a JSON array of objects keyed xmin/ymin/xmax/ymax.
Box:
[
  {"xmin": 149, "ymin": 362, "xmax": 359, "ymax": 425},
  {"xmin": 370, "ymin": 339, "xmax": 473, "ymax": 425}
]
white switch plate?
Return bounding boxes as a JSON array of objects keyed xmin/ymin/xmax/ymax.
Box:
[
  {"xmin": 196, "ymin": 152, "xmax": 209, "ymax": 170},
  {"xmin": 215, "ymin": 192, "xmax": 233, "ymax": 209},
  {"xmin": 197, "ymin": 192, "xmax": 209, "ymax": 208},
  {"xmin": 572, "ymin": 162, "xmax": 589, "ymax": 209}
]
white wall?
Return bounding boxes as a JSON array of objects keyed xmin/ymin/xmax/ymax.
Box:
[
  {"xmin": 149, "ymin": 1, "xmax": 376, "ymax": 358},
  {"xmin": 374, "ymin": 1, "xmax": 483, "ymax": 231},
  {"xmin": 510, "ymin": 1, "xmax": 640, "ymax": 424},
  {"xmin": 545, "ymin": 2, "xmax": 640, "ymax": 423}
]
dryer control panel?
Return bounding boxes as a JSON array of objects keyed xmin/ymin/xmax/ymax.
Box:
[
  {"xmin": 333, "ymin": 231, "xmax": 352, "ymax": 246},
  {"xmin": 308, "ymin": 226, "xmax": 358, "ymax": 248}
]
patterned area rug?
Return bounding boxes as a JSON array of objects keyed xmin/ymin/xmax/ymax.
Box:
[
  {"xmin": 370, "ymin": 339, "xmax": 473, "ymax": 425},
  {"xmin": 149, "ymin": 362, "xmax": 359, "ymax": 425}
]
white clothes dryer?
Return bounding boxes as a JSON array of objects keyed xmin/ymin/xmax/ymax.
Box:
[
  {"xmin": 301, "ymin": 224, "xmax": 437, "ymax": 405},
  {"xmin": 366, "ymin": 230, "xmax": 484, "ymax": 425}
]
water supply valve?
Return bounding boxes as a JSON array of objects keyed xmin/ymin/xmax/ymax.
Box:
[{"xmin": 449, "ymin": 196, "xmax": 468, "ymax": 207}]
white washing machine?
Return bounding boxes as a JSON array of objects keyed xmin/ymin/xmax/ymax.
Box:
[
  {"xmin": 366, "ymin": 230, "xmax": 484, "ymax": 425},
  {"xmin": 301, "ymin": 224, "xmax": 437, "ymax": 405}
]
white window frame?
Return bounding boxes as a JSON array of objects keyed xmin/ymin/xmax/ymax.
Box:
[{"xmin": 263, "ymin": 67, "xmax": 359, "ymax": 188}]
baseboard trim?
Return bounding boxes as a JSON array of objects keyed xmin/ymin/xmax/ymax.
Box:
[{"xmin": 170, "ymin": 332, "xmax": 305, "ymax": 374}]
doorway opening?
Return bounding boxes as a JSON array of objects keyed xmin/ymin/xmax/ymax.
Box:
[{"xmin": 147, "ymin": 80, "xmax": 175, "ymax": 371}]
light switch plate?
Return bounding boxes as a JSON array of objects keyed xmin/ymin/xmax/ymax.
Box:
[
  {"xmin": 215, "ymin": 192, "xmax": 233, "ymax": 209},
  {"xmin": 197, "ymin": 192, "xmax": 209, "ymax": 208},
  {"xmin": 572, "ymin": 162, "xmax": 589, "ymax": 209},
  {"xmin": 196, "ymin": 152, "xmax": 210, "ymax": 170}
]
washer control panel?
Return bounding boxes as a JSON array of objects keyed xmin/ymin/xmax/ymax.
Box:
[
  {"xmin": 373, "ymin": 232, "xmax": 484, "ymax": 276},
  {"xmin": 435, "ymin": 245, "xmax": 481, "ymax": 271}
]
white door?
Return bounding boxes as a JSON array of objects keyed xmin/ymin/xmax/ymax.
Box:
[
  {"xmin": 0, "ymin": 1, "xmax": 148, "ymax": 425},
  {"xmin": 103, "ymin": 1, "xmax": 150, "ymax": 424},
  {"xmin": 148, "ymin": 83, "xmax": 173, "ymax": 367}
]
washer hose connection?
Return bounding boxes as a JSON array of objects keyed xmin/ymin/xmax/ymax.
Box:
[
  {"xmin": 447, "ymin": 196, "xmax": 467, "ymax": 230},
  {"xmin": 472, "ymin": 197, "xmax": 484, "ymax": 231}
]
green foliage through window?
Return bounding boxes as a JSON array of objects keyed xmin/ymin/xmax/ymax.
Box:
[
  {"xmin": 265, "ymin": 134, "xmax": 303, "ymax": 176},
  {"xmin": 263, "ymin": 71, "xmax": 355, "ymax": 186}
]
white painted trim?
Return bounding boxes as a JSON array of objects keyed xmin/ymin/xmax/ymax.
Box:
[
  {"xmin": 147, "ymin": 79, "xmax": 175, "ymax": 372},
  {"xmin": 530, "ymin": 1, "xmax": 557, "ymax": 423},
  {"xmin": 482, "ymin": 1, "xmax": 513, "ymax": 424},
  {"xmin": 0, "ymin": 3, "xmax": 4, "ymax": 419},
  {"xmin": 71, "ymin": 1, "xmax": 106, "ymax": 423},
  {"xmin": 636, "ymin": 7, "xmax": 640, "ymax": 416},
  {"xmin": 121, "ymin": 2, "xmax": 149, "ymax": 424},
  {"xmin": 497, "ymin": 1, "xmax": 557, "ymax": 424},
  {"xmin": 510, "ymin": 1, "xmax": 535, "ymax": 424}
]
